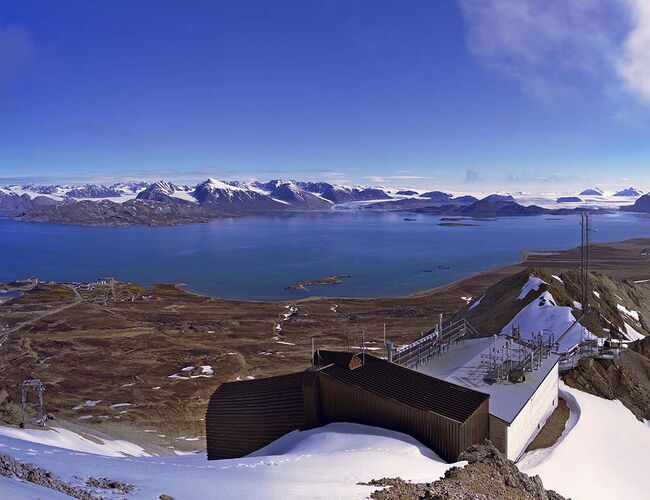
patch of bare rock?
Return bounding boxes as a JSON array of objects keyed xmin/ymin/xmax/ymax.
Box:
[{"xmin": 363, "ymin": 442, "xmax": 566, "ymax": 500}]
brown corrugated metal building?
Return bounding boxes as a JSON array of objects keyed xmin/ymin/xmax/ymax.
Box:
[
  {"xmin": 205, "ymin": 371, "xmax": 308, "ymax": 460},
  {"xmin": 206, "ymin": 350, "xmax": 490, "ymax": 462}
]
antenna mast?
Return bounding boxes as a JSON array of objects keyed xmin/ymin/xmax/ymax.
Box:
[{"xmin": 580, "ymin": 211, "xmax": 591, "ymax": 313}]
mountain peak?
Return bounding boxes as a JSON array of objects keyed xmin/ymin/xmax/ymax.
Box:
[
  {"xmin": 579, "ymin": 188, "xmax": 604, "ymax": 196},
  {"xmin": 614, "ymin": 187, "xmax": 642, "ymax": 197}
]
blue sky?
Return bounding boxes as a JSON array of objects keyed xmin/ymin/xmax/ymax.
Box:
[{"xmin": 1, "ymin": 0, "xmax": 650, "ymax": 192}]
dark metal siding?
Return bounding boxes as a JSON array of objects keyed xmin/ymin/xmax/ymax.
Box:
[
  {"xmin": 315, "ymin": 371, "xmax": 489, "ymax": 462},
  {"xmin": 489, "ymin": 414, "xmax": 508, "ymax": 455},
  {"xmin": 205, "ymin": 372, "xmax": 308, "ymax": 460},
  {"xmin": 302, "ymin": 368, "xmax": 321, "ymax": 428},
  {"xmin": 460, "ymin": 398, "xmax": 490, "ymax": 454},
  {"xmin": 206, "ymin": 352, "xmax": 491, "ymax": 462}
]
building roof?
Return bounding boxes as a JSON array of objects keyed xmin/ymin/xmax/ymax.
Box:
[
  {"xmin": 416, "ymin": 336, "xmax": 559, "ymax": 424},
  {"xmin": 314, "ymin": 350, "xmax": 362, "ymax": 370},
  {"xmin": 317, "ymin": 351, "xmax": 489, "ymax": 423}
]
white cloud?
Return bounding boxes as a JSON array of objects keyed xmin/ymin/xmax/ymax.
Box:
[
  {"xmin": 364, "ymin": 175, "xmax": 433, "ymax": 183},
  {"xmin": 616, "ymin": 0, "xmax": 650, "ymax": 104},
  {"xmin": 458, "ymin": 0, "xmax": 640, "ymax": 104}
]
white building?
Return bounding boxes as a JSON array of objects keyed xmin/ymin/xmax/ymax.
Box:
[{"xmin": 416, "ymin": 335, "xmax": 559, "ymax": 461}]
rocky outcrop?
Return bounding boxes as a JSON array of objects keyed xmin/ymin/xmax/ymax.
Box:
[
  {"xmin": 14, "ymin": 199, "xmax": 221, "ymax": 227},
  {"xmin": 136, "ymin": 180, "xmax": 194, "ymax": 205},
  {"xmin": 621, "ymin": 193, "xmax": 650, "ymax": 213},
  {"xmin": 366, "ymin": 442, "xmax": 565, "ymax": 500},
  {"xmin": 415, "ymin": 196, "xmax": 579, "ymax": 217},
  {"xmin": 299, "ymin": 183, "xmax": 391, "ymax": 204},
  {"xmin": 192, "ymin": 178, "xmax": 287, "ymax": 213},
  {"xmin": 614, "ymin": 187, "xmax": 642, "ymax": 197},
  {"xmin": 267, "ymin": 182, "xmax": 333, "ymax": 210},
  {"xmin": 66, "ymin": 184, "xmax": 122, "ymax": 198},
  {"xmin": 0, "ymin": 453, "xmax": 99, "ymax": 499},
  {"xmin": 580, "ymin": 188, "xmax": 604, "ymax": 196},
  {"xmin": 85, "ymin": 476, "xmax": 134, "ymax": 493},
  {"xmin": 420, "ymin": 191, "xmax": 453, "ymax": 201}
]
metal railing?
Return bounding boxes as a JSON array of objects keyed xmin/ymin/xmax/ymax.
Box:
[
  {"xmin": 558, "ymin": 339, "xmax": 621, "ymax": 372},
  {"xmin": 392, "ymin": 318, "xmax": 480, "ymax": 368}
]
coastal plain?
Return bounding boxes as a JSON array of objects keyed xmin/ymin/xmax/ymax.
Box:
[{"xmin": 1, "ymin": 239, "xmax": 649, "ymax": 452}]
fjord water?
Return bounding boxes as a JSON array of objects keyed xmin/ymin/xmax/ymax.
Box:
[{"xmin": 1, "ymin": 212, "xmax": 649, "ymax": 300}]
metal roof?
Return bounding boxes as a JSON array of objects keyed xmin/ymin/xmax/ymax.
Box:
[
  {"xmin": 416, "ymin": 336, "xmax": 559, "ymax": 424},
  {"xmin": 318, "ymin": 352, "xmax": 489, "ymax": 423},
  {"xmin": 314, "ymin": 350, "xmax": 362, "ymax": 370}
]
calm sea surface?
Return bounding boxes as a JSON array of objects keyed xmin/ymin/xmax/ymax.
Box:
[{"xmin": 1, "ymin": 212, "xmax": 649, "ymax": 300}]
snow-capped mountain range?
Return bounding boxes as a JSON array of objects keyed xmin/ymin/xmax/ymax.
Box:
[
  {"xmin": 579, "ymin": 186, "xmax": 643, "ymax": 197},
  {"xmin": 1, "ymin": 179, "xmax": 649, "ymax": 223},
  {"xmin": 0, "ymin": 178, "xmax": 398, "ymax": 213}
]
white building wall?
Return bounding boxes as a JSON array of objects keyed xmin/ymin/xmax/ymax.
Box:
[{"xmin": 506, "ymin": 363, "xmax": 559, "ymax": 461}]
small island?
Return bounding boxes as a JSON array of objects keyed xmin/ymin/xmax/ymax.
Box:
[
  {"xmin": 438, "ymin": 222, "xmax": 479, "ymax": 227},
  {"xmin": 556, "ymin": 196, "xmax": 583, "ymax": 203},
  {"xmin": 285, "ymin": 274, "xmax": 352, "ymax": 290}
]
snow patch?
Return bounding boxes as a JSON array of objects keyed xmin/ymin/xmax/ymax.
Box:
[
  {"xmin": 617, "ymin": 304, "xmax": 640, "ymax": 322},
  {"xmin": 469, "ymin": 294, "xmax": 484, "ymax": 310},
  {"xmin": 519, "ymin": 383, "xmax": 650, "ymax": 500},
  {"xmin": 502, "ymin": 291, "xmax": 594, "ymax": 352},
  {"xmin": 0, "ymin": 423, "xmax": 461, "ymax": 499},
  {"xmin": 109, "ymin": 403, "xmax": 132, "ymax": 409},
  {"xmin": 0, "ymin": 426, "xmax": 150, "ymax": 457},
  {"xmin": 168, "ymin": 365, "xmax": 214, "ymax": 379},
  {"xmin": 517, "ymin": 276, "xmax": 548, "ymax": 300},
  {"xmin": 622, "ymin": 323, "xmax": 645, "ymax": 341},
  {"xmin": 72, "ymin": 400, "xmax": 101, "ymax": 411}
]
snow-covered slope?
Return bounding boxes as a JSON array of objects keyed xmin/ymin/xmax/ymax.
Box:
[
  {"xmin": 501, "ymin": 290, "xmax": 595, "ymax": 352},
  {"xmin": 0, "ymin": 476, "xmax": 70, "ymax": 500},
  {"xmin": 66, "ymin": 184, "xmax": 123, "ymax": 198},
  {"xmin": 192, "ymin": 178, "xmax": 288, "ymax": 212},
  {"xmin": 300, "ymin": 182, "xmax": 391, "ymax": 204},
  {"xmin": 0, "ymin": 425, "xmax": 150, "ymax": 458},
  {"xmin": 0, "ymin": 183, "xmax": 148, "ymax": 204},
  {"xmin": 2, "ymin": 386, "xmax": 650, "ymax": 499},
  {"xmin": 519, "ymin": 383, "xmax": 650, "ymax": 500},
  {"xmin": 136, "ymin": 180, "xmax": 197, "ymax": 204},
  {"xmin": 266, "ymin": 181, "xmax": 333, "ymax": 209},
  {"xmin": 459, "ymin": 269, "xmax": 648, "ymax": 350},
  {"xmin": 4, "ymin": 179, "xmax": 647, "ymax": 218},
  {"xmin": 0, "ymin": 423, "xmax": 460, "ymax": 499}
]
